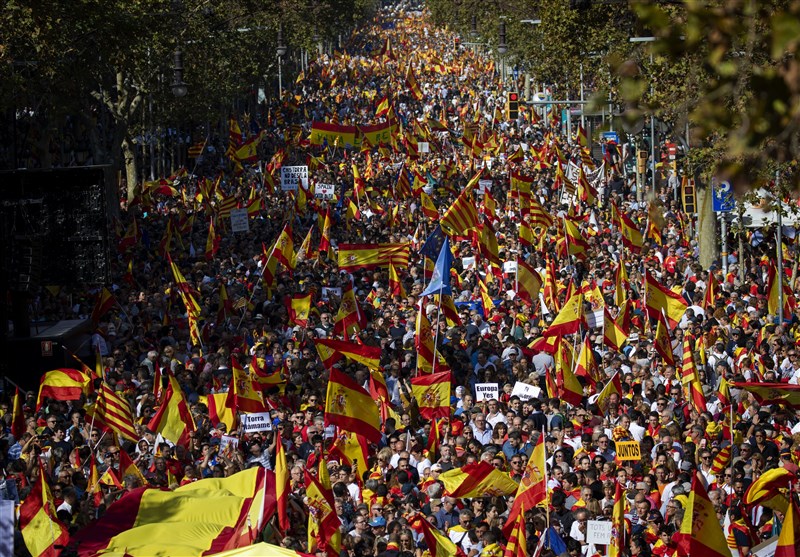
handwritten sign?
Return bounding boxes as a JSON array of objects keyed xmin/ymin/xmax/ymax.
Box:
[
  {"xmin": 615, "ymin": 441, "xmax": 642, "ymax": 461},
  {"xmin": 511, "ymin": 381, "xmax": 541, "ymax": 401},
  {"xmin": 586, "ymin": 520, "xmax": 612, "ymax": 545},
  {"xmin": 475, "ymin": 383, "xmax": 499, "ymax": 402},
  {"xmin": 230, "ymin": 208, "xmax": 250, "ymax": 233},
  {"xmin": 242, "ymin": 412, "xmax": 274, "ymax": 433},
  {"xmin": 314, "ymin": 183, "xmax": 336, "ymax": 200},
  {"xmin": 281, "ymin": 165, "xmax": 309, "ymax": 191}
]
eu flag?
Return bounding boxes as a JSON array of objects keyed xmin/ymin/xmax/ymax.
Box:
[
  {"xmin": 420, "ymin": 237, "xmax": 453, "ymax": 297},
  {"xmin": 419, "ymin": 225, "xmax": 445, "ymax": 260}
]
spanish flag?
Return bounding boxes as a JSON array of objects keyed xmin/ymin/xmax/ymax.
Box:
[
  {"xmin": 405, "ymin": 64, "xmax": 424, "ymax": 100},
  {"xmin": 411, "ymin": 371, "xmax": 451, "ymax": 420},
  {"xmin": 119, "ymin": 446, "xmax": 149, "ymax": 487},
  {"xmin": 275, "ymin": 437, "xmax": 290, "ymax": 534},
  {"xmin": 389, "ymin": 261, "xmax": 406, "ymax": 297},
  {"xmin": 675, "ymin": 473, "xmax": 731, "ymax": 557},
  {"xmin": 167, "ymin": 254, "xmax": 201, "ymax": 316},
  {"xmin": 608, "ymin": 481, "xmax": 626, "ymax": 557},
  {"xmin": 328, "ymin": 428, "xmax": 371, "ymax": 472},
  {"xmin": 319, "ymin": 207, "xmax": 334, "ymax": 259},
  {"xmin": 603, "ymin": 308, "xmax": 627, "ymax": 351},
  {"xmin": 596, "ymin": 372, "xmax": 623, "ymax": 415},
  {"xmin": 413, "ymin": 513, "xmax": 457, "ymax": 557},
  {"xmin": 205, "ymin": 217, "xmax": 220, "ymax": 261},
  {"xmin": 20, "ymin": 464, "xmax": 69, "ymax": 557},
  {"xmin": 305, "ymin": 468, "xmax": 341, "ymax": 556},
  {"xmin": 543, "ymin": 291, "xmax": 583, "ymax": 337},
  {"xmin": 574, "ymin": 334, "xmax": 600, "ymax": 386},
  {"xmin": 325, "ymin": 368, "xmax": 382, "ymax": 444},
  {"xmin": 36, "ymin": 368, "xmax": 92, "ymax": 410},
  {"xmin": 273, "ymin": 222, "xmax": 296, "ymax": 273},
  {"xmin": 71, "ymin": 468, "xmax": 275, "ymax": 556},
  {"xmin": 231, "ymin": 358, "xmax": 266, "ymax": 414},
  {"xmin": 704, "ymin": 269, "xmax": 719, "ymax": 310},
  {"xmin": 420, "ymin": 190, "xmax": 439, "ymax": 219},
  {"xmin": 775, "ymin": 499, "xmax": 800, "ymax": 557},
  {"xmin": 90, "ymin": 287, "xmax": 117, "ymax": 324},
  {"xmin": 315, "ymin": 338, "xmax": 382, "ymax": 371},
  {"xmin": 200, "ymin": 392, "xmax": 236, "ymax": 433},
  {"xmin": 743, "ymin": 466, "xmax": 793, "ymax": 513},
  {"xmin": 375, "ymin": 96, "xmax": 390, "ymax": 117},
  {"xmin": 516, "ymin": 259, "xmax": 542, "ymax": 305},
  {"xmin": 654, "ymin": 311, "xmax": 675, "ymax": 367},
  {"xmin": 732, "ymin": 382, "xmax": 800, "ymax": 409},
  {"xmin": 644, "ymin": 271, "xmax": 688, "ymax": 328},
  {"xmin": 415, "ymin": 305, "xmax": 437, "ymax": 373},
  {"xmin": 286, "ymin": 293, "xmax": 311, "ymax": 327},
  {"xmin": 438, "ymin": 461, "xmax": 518, "ymax": 498},
  {"xmin": 504, "ymin": 432, "xmax": 547, "ymax": 538},
  {"xmin": 333, "ymin": 280, "xmax": 367, "ymax": 337},
  {"xmin": 147, "ymin": 376, "xmax": 196, "ymax": 446},
  {"xmin": 612, "ymin": 204, "xmax": 643, "ymax": 253}
]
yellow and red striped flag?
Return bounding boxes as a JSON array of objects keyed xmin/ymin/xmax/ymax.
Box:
[
  {"xmin": 543, "ymin": 291, "xmax": 583, "ymax": 337},
  {"xmin": 654, "ymin": 311, "xmax": 676, "ymax": 367},
  {"xmin": 333, "ymin": 280, "xmax": 366, "ymax": 337},
  {"xmin": 90, "ymin": 287, "xmax": 118, "ymax": 324},
  {"xmin": 19, "ymin": 464, "xmax": 69, "ymax": 557},
  {"xmin": 337, "ymin": 242, "xmax": 410, "ymax": 271},
  {"xmin": 275, "ymin": 436, "xmax": 290, "ymax": 534},
  {"xmin": 286, "ymin": 293, "xmax": 311, "ymax": 327},
  {"xmin": 119, "ymin": 447, "xmax": 148, "ymax": 487},
  {"xmin": 439, "ymin": 461, "xmax": 519, "ymax": 498},
  {"xmin": 596, "ymin": 372, "xmax": 623, "ymax": 415},
  {"xmin": 305, "ymin": 468, "xmax": 342, "ymax": 556},
  {"xmin": 167, "ymin": 254, "xmax": 201, "ymax": 316},
  {"xmin": 441, "ymin": 186, "xmax": 479, "ymax": 237},
  {"xmin": 608, "ymin": 480, "xmax": 626, "ymax": 557},
  {"xmin": 324, "ymin": 368, "xmax": 382, "ymax": 444},
  {"xmin": 413, "ymin": 513, "xmax": 457, "ymax": 557},
  {"xmin": 389, "ymin": 261, "xmax": 406, "ymax": 297},
  {"xmin": 273, "ymin": 222, "xmax": 295, "ymax": 273},
  {"xmin": 644, "ymin": 271, "xmax": 688, "ymax": 328},
  {"xmin": 515, "ymin": 259, "xmax": 542, "ymax": 305},
  {"xmin": 775, "ymin": 498, "xmax": 800, "ymax": 557},
  {"xmin": 85, "ymin": 383, "xmax": 139, "ymax": 441},
  {"xmin": 315, "ymin": 338, "xmax": 382, "ymax": 371},
  {"xmin": 504, "ymin": 432, "xmax": 546, "ymax": 538},
  {"xmin": 405, "ymin": 65, "xmax": 424, "ymax": 100},
  {"xmin": 681, "ymin": 337, "xmax": 707, "ymax": 414},
  {"xmin": 411, "ymin": 371, "xmax": 451, "ymax": 420},
  {"xmin": 503, "ymin": 502, "xmax": 527, "ymax": 557},
  {"xmin": 676, "ymin": 473, "xmax": 731, "ymax": 557}
]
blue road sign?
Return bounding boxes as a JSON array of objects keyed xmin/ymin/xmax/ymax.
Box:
[{"xmin": 712, "ymin": 179, "xmax": 735, "ymax": 212}]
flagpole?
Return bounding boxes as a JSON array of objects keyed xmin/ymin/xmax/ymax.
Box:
[
  {"xmin": 236, "ymin": 240, "xmax": 279, "ymax": 330},
  {"xmin": 543, "ymin": 426, "xmax": 550, "ymax": 549},
  {"xmin": 431, "ymin": 295, "xmax": 443, "ymax": 374}
]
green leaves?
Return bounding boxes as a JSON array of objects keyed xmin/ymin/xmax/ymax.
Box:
[{"xmin": 771, "ymin": 12, "xmax": 800, "ymax": 59}]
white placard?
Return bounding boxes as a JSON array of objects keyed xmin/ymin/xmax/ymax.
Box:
[
  {"xmin": 586, "ymin": 520, "xmax": 612, "ymax": 545},
  {"xmin": 321, "ymin": 287, "xmax": 342, "ymax": 301},
  {"xmin": 418, "ymin": 142, "xmax": 430, "ymax": 153},
  {"xmin": 220, "ymin": 435, "xmax": 239, "ymax": 451},
  {"xmin": 242, "ymin": 412, "xmax": 274, "ymax": 433},
  {"xmin": 314, "ymin": 183, "xmax": 336, "ymax": 200},
  {"xmin": 281, "ymin": 165, "xmax": 309, "ymax": 191},
  {"xmin": 477, "ymin": 179, "xmax": 492, "ymax": 194},
  {"xmin": 475, "ymin": 383, "xmax": 499, "ymax": 402},
  {"xmin": 462, "ymin": 256, "xmax": 476, "ymax": 270},
  {"xmin": 511, "ymin": 381, "xmax": 541, "ymax": 401},
  {"xmin": 230, "ymin": 208, "xmax": 250, "ymax": 233},
  {"xmin": 503, "ymin": 261, "xmax": 518, "ymax": 274}
]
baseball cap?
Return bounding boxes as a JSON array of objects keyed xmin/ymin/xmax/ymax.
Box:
[{"xmin": 369, "ymin": 516, "xmax": 387, "ymax": 527}]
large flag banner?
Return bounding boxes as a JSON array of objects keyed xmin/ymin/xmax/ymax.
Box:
[
  {"xmin": 71, "ymin": 468, "xmax": 275, "ymax": 557},
  {"xmin": 337, "ymin": 243, "xmax": 411, "ymax": 271},
  {"xmin": 733, "ymin": 382, "xmax": 800, "ymax": 409},
  {"xmin": 309, "ymin": 121, "xmax": 359, "ymax": 148}
]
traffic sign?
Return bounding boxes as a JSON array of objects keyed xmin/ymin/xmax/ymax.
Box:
[{"xmin": 712, "ymin": 179, "xmax": 735, "ymax": 212}]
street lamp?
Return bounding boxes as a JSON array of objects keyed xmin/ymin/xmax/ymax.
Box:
[
  {"xmin": 629, "ymin": 36, "xmax": 656, "ymax": 200},
  {"xmin": 277, "ymin": 25, "xmax": 287, "ymax": 98},
  {"xmin": 498, "ymin": 21, "xmax": 507, "ymax": 84},
  {"xmin": 171, "ymin": 47, "xmax": 188, "ymax": 97}
]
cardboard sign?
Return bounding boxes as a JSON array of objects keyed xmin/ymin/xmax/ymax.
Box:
[
  {"xmin": 478, "ymin": 179, "xmax": 493, "ymax": 194},
  {"xmin": 504, "ymin": 261, "xmax": 518, "ymax": 275},
  {"xmin": 314, "ymin": 183, "xmax": 336, "ymax": 200},
  {"xmin": 418, "ymin": 141, "xmax": 430, "ymax": 153},
  {"xmin": 281, "ymin": 165, "xmax": 309, "ymax": 191},
  {"xmin": 475, "ymin": 383, "xmax": 499, "ymax": 402},
  {"xmin": 242, "ymin": 412, "xmax": 274, "ymax": 433},
  {"xmin": 586, "ymin": 520, "xmax": 612, "ymax": 545},
  {"xmin": 615, "ymin": 441, "xmax": 642, "ymax": 461},
  {"xmin": 511, "ymin": 381, "xmax": 541, "ymax": 401},
  {"xmin": 230, "ymin": 208, "xmax": 250, "ymax": 233}
]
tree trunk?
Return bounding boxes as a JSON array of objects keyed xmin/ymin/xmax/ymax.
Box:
[
  {"xmin": 696, "ymin": 185, "xmax": 718, "ymax": 269},
  {"xmin": 121, "ymin": 134, "xmax": 138, "ymax": 203}
]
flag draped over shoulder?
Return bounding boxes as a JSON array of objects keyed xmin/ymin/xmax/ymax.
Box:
[
  {"xmin": 438, "ymin": 461, "xmax": 519, "ymax": 498},
  {"xmin": 71, "ymin": 468, "xmax": 275, "ymax": 557},
  {"xmin": 411, "ymin": 371, "xmax": 451, "ymax": 419},
  {"xmin": 37, "ymin": 368, "xmax": 92, "ymax": 409},
  {"xmin": 324, "ymin": 368, "xmax": 382, "ymax": 443},
  {"xmin": 20, "ymin": 465, "xmax": 69, "ymax": 557},
  {"xmin": 675, "ymin": 473, "xmax": 731, "ymax": 557}
]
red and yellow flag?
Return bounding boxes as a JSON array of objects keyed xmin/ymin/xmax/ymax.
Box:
[
  {"xmin": 275, "ymin": 437, "xmax": 290, "ymax": 534},
  {"xmin": 405, "ymin": 65, "xmax": 424, "ymax": 100},
  {"xmin": 654, "ymin": 311, "xmax": 675, "ymax": 367},
  {"xmin": 11, "ymin": 387, "xmax": 26, "ymax": 440},
  {"xmin": 681, "ymin": 337, "xmax": 707, "ymax": 414},
  {"xmin": 675, "ymin": 473, "xmax": 731, "ymax": 557},
  {"xmin": 325, "ymin": 368, "xmax": 382, "ymax": 444},
  {"xmin": 273, "ymin": 223, "xmax": 295, "ymax": 273},
  {"xmin": 90, "ymin": 287, "xmax": 117, "ymax": 324},
  {"xmin": 516, "ymin": 259, "xmax": 542, "ymax": 305},
  {"xmin": 36, "ymin": 368, "xmax": 92, "ymax": 410},
  {"xmin": 85, "ymin": 383, "xmax": 139, "ymax": 441},
  {"xmin": 775, "ymin": 499, "xmax": 800, "ymax": 557},
  {"xmin": 596, "ymin": 372, "xmax": 623, "ymax": 415},
  {"xmin": 315, "ymin": 338, "xmax": 382, "ymax": 371},
  {"xmin": 305, "ymin": 468, "xmax": 342, "ymax": 556},
  {"xmin": 337, "ymin": 242, "xmax": 411, "ymax": 271},
  {"xmin": 503, "ymin": 502, "xmax": 528, "ymax": 557},
  {"xmin": 147, "ymin": 376, "xmax": 196, "ymax": 446},
  {"xmin": 504, "ymin": 433, "xmax": 547, "ymax": 538},
  {"xmin": 439, "ymin": 461, "xmax": 519, "ymax": 498},
  {"xmin": 644, "ymin": 271, "xmax": 688, "ymax": 328},
  {"xmin": 286, "ymin": 293, "xmax": 312, "ymax": 327},
  {"xmin": 411, "ymin": 371, "xmax": 451, "ymax": 420},
  {"xmin": 543, "ymin": 291, "xmax": 583, "ymax": 337},
  {"xmin": 441, "ymin": 186, "xmax": 479, "ymax": 237},
  {"xmin": 608, "ymin": 481, "xmax": 626, "ymax": 557},
  {"xmin": 333, "ymin": 280, "xmax": 367, "ymax": 337},
  {"xmin": 20, "ymin": 465, "xmax": 69, "ymax": 557},
  {"xmin": 231, "ymin": 358, "xmax": 266, "ymax": 414}
]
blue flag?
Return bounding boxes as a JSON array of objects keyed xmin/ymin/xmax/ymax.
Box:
[
  {"xmin": 420, "ymin": 237, "xmax": 453, "ymax": 297},
  {"xmin": 419, "ymin": 225, "xmax": 445, "ymax": 260}
]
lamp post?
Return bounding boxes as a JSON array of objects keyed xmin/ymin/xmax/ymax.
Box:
[
  {"xmin": 171, "ymin": 47, "xmax": 188, "ymax": 97},
  {"xmin": 630, "ymin": 36, "xmax": 656, "ymax": 198},
  {"xmin": 277, "ymin": 25, "xmax": 287, "ymax": 98},
  {"xmin": 498, "ymin": 21, "xmax": 507, "ymax": 85}
]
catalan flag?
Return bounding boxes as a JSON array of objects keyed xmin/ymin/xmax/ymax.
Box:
[
  {"xmin": 503, "ymin": 502, "xmax": 528, "ymax": 557},
  {"xmin": 438, "ymin": 461, "xmax": 518, "ymax": 498},
  {"xmin": 70, "ymin": 468, "xmax": 274, "ymax": 556},
  {"xmin": 644, "ymin": 271, "xmax": 688, "ymax": 328},
  {"xmin": 411, "ymin": 371, "xmax": 451, "ymax": 420},
  {"xmin": 36, "ymin": 368, "xmax": 92, "ymax": 410},
  {"xmin": 85, "ymin": 383, "xmax": 138, "ymax": 441},
  {"xmin": 441, "ymin": 185, "xmax": 480, "ymax": 237},
  {"xmin": 325, "ymin": 368, "xmax": 381, "ymax": 444},
  {"xmin": 337, "ymin": 242, "xmax": 411, "ymax": 271},
  {"xmin": 205, "ymin": 217, "xmax": 220, "ymax": 261},
  {"xmin": 681, "ymin": 337, "xmax": 707, "ymax": 414},
  {"xmin": 20, "ymin": 465, "xmax": 69, "ymax": 557},
  {"xmin": 675, "ymin": 473, "xmax": 731, "ymax": 557}
]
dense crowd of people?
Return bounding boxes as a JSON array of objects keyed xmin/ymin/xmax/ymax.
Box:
[{"xmin": 4, "ymin": 3, "xmax": 800, "ymax": 557}]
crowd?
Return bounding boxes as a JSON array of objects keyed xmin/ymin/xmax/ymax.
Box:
[{"xmin": 4, "ymin": 3, "xmax": 800, "ymax": 557}]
